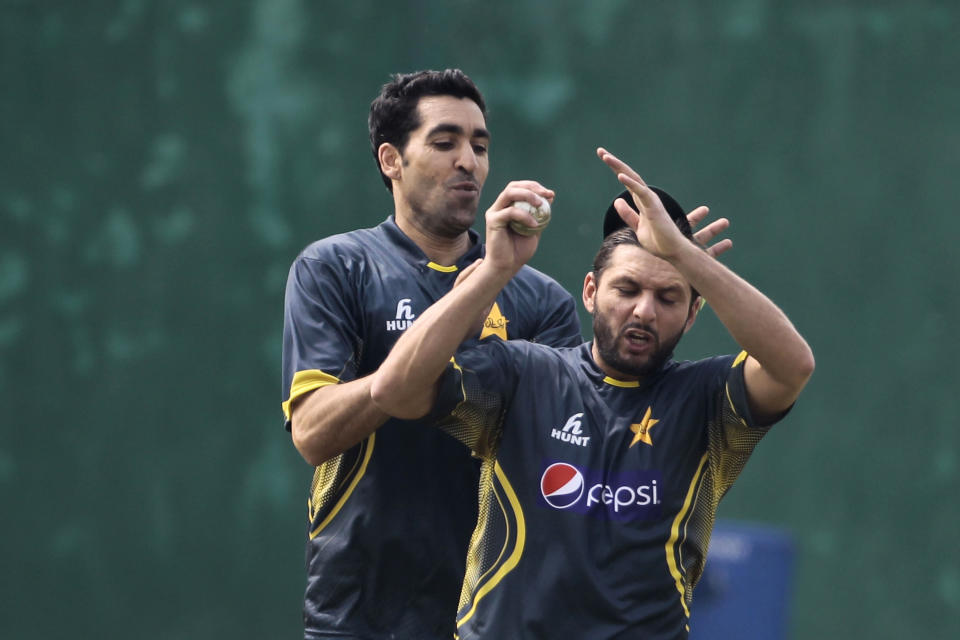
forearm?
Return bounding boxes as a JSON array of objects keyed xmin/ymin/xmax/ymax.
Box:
[
  {"xmin": 672, "ymin": 243, "xmax": 814, "ymax": 389},
  {"xmin": 290, "ymin": 377, "xmax": 388, "ymax": 465},
  {"xmin": 371, "ymin": 263, "xmax": 513, "ymax": 418}
]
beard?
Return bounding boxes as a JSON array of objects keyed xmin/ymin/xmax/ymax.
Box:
[{"xmin": 592, "ymin": 315, "xmax": 684, "ymax": 379}]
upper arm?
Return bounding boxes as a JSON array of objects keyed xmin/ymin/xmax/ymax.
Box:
[
  {"xmin": 742, "ymin": 354, "xmax": 806, "ymax": 427},
  {"xmin": 281, "ymin": 251, "xmax": 361, "ymax": 428}
]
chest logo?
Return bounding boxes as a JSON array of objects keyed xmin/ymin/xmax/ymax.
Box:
[
  {"xmin": 551, "ymin": 412, "xmax": 591, "ymax": 448},
  {"xmin": 540, "ymin": 462, "xmax": 585, "ymax": 509},
  {"xmin": 386, "ymin": 298, "xmax": 416, "ymax": 331},
  {"xmin": 629, "ymin": 406, "xmax": 659, "ymax": 448},
  {"xmin": 479, "ymin": 302, "xmax": 509, "ymax": 340},
  {"xmin": 539, "ymin": 462, "xmax": 662, "ymax": 519}
]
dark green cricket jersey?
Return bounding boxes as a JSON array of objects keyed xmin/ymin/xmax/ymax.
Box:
[
  {"xmin": 281, "ymin": 216, "xmax": 581, "ymax": 640},
  {"xmin": 433, "ymin": 340, "xmax": 777, "ymax": 640}
]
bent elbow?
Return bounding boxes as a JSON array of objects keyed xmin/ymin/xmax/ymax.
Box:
[
  {"xmin": 787, "ymin": 347, "xmax": 816, "ymax": 393},
  {"xmin": 291, "ymin": 421, "xmax": 333, "ymax": 466},
  {"xmin": 369, "ymin": 374, "xmax": 397, "ymax": 414},
  {"xmin": 799, "ymin": 347, "xmax": 816, "ymax": 384}
]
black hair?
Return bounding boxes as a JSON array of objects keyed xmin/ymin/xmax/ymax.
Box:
[{"xmin": 368, "ymin": 69, "xmax": 487, "ymax": 192}]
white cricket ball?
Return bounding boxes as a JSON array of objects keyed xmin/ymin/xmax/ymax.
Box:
[{"xmin": 509, "ymin": 198, "xmax": 552, "ymax": 236}]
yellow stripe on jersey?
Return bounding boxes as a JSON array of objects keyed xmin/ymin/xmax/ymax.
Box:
[
  {"xmin": 732, "ymin": 350, "xmax": 748, "ymax": 368},
  {"xmin": 282, "ymin": 369, "xmax": 340, "ymax": 421},
  {"xmin": 458, "ymin": 462, "xmax": 526, "ymax": 629},
  {"xmin": 472, "ymin": 473, "xmax": 512, "ymax": 588},
  {"xmin": 308, "ymin": 438, "xmax": 367, "ymax": 522},
  {"xmin": 665, "ymin": 452, "xmax": 709, "ymax": 619},
  {"xmin": 725, "ymin": 383, "xmax": 749, "ymax": 427},
  {"xmin": 308, "ymin": 433, "xmax": 375, "ymax": 539},
  {"xmin": 451, "ymin": 357, "xmax": 468, "ymax": 403},
  {"xmin": 602, "ymin": 376, "xmax": 640, "ymax": 388},
  {"xmin": 426, "ymin": 261, "xmax": 459, "ymax": 272}
]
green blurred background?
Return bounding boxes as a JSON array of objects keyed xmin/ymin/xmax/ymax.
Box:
[{"xmin": 2, "ymin": 0, "xmax": 957, "ymax": 637}]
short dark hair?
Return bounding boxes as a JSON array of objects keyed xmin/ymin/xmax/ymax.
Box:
[
  {"xmin": 591, "ymin": 228, "xmax": 701, "ymax": 304},
  {"xmin": 368, "ymin": 69, "xmax": 487, "ymax": 192}
]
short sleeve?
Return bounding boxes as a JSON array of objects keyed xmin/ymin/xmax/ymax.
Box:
[
  {"xmin": 507, "ymin": 265, "xmax": 581, "ymax": 348},
  {"xmin": 428, "ymin": 339, "xmax": 521, "ymax": 458},
  {"xmin": 705, "ymin": 351, "xmax": 777, "ymax": 497},
  {"xmin": 280, "ymin": 251, "xmax": 362, "ymax": 428},
  {"xmin": 532, "ymin": 285, "xmax": 581, "ymax": 348}
]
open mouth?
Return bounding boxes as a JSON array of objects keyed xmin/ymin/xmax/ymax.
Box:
[{"xmin": 623, "ymin": 328, "xmax": 655, "ymax": 352}]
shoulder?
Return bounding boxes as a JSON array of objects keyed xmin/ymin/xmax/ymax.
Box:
[
  {"xmin": 297, "ymin": 226, "xmax": 384, "ymax": 264},
  {"xmin": 289, "ymin": 226, "xmax": 395, "ymax": 286},
  {"xmin": 661, "ymin": 354, "xmax": 741, "ymax": 389},
  {"xmin": 474, "ymin": 338, "xmax": 574, "ymax": 370},
  {"xmin": 506, "ymin": 264, "xmax": 573, "ymax": 300}
]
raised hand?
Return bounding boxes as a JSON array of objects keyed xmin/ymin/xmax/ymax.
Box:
[
  {"xmin": 597, "ymin": 148, "xmax": 692, "ymax": 258},
  {"xmin": 687, "ymin": 207, "xmax": 732, "ymax": 259},
  {"xmin": 483, "ymin": 180, "xmax": 554, "ymax": 275}
]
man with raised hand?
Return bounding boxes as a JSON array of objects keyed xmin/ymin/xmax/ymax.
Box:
[{"xmin": 370, "ymin": 148, "xmax": 814, "ymax": 639}]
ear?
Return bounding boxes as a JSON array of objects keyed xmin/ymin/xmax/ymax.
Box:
[
  {"xmin": 682, "ymin": 296, "xmax": 701, "ymax": 334},
  {"xmin": 378, "ymin": 143, "xmax": 403, "ymax": 182},
  {"xmin": 582, "ymin": 272, "xmax": 598, "ymax": 314}
]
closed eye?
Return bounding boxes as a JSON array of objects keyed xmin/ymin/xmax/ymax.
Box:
[{"xmin": 658, "ymin": 289, "xmax": 684, "ymax": 305}]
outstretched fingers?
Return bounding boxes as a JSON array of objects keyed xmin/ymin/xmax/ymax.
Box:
[
  {"xmin": 597, "ymin": 147, "xmax": 647, "ymax": 188},
  {"xmin": 691, "ymin": 212, "xmax": 727, "ymax": 245},
  {"xmin": 688, "ymin": 208, "xmax": 733, "ymax": 259},
  {"xmin": 616, "ymin": 172, "xmax": 665, "ymax": 217},
  {"xmin": 612, "ymin": 197, "xmax": 641, "ymax": 230},
  {"xmin": 686, "ymin": 206, "xmax": 711, "ymax": 229},
  {"xmin": 705, "ymin": 238, "xmax": 733, "ymax": 259}
]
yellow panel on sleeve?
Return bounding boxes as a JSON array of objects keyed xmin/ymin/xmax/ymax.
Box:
[{"xmin": 282, "ymin": 369, "xmax": 341, "ymax": 421}]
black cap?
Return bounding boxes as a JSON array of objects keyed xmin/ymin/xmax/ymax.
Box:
[{"xmin": 603, "ymin": 186, "xmax": 692, "ymax": 240}]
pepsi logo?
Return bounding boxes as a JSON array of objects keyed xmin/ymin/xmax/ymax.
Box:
[{"xmin": 540, "ymin": 463, "xmax": 584, "ymax": 509}]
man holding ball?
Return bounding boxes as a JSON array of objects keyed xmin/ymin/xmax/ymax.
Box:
[{"xmin": 280, "ymin": 69, "xmax": 582, "ymax": 640}]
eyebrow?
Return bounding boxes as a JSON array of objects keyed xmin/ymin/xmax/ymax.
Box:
[
  {"xmin": 426, "ymin": 123, "xmax": 490, "ymax": 140},
  {"xmin": 610, "ymin": 276, "xmax": 685, "ymax": 294}
]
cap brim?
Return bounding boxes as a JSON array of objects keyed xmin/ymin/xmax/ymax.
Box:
[{"xmin": 603, "ymin": 186, "xmax": 691, "ymax": 239}]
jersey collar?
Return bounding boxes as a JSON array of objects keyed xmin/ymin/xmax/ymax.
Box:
[
  {"xmin": 380, "ymin": 215, "xmax": 483, "ymax": 272},
  {"xmin": 580, "ymin": 341, "xmax": 673, "ymax": 390}
]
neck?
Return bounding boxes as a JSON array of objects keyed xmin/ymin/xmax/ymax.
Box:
[
  {"xmin": 590, "ymin": 341, "xmax": 641, "ymax": 383},
  {"xmin": 395, "ymin": 208, "xmax": 473, "ymax": 267}
]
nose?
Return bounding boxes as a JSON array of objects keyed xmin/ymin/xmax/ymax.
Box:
[
  {"xmin": 455, "ymin": 143, "xmax": 478, "ymax": 174},
  {"xmin": 631, "ymin": 291, "xmax": 656, "ymax": 324}
]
